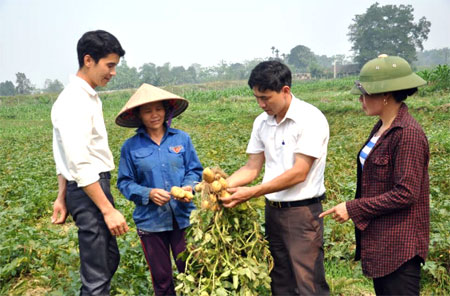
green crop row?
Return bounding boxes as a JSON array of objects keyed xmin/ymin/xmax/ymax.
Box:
[{"xmin": 0, "ymin": 79, "xmax": 448, "ymax": 295}]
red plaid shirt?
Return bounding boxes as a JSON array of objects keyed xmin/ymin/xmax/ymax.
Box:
[{"xmin": 346, "ymin": 103, "xmax": 430, "ymax": 278}]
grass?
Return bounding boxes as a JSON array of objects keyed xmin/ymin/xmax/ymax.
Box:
[{"xmin": 0, "ymin": 78, "xmax": 449, "ymax": 295}]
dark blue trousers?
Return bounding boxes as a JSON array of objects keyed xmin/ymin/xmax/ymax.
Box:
[{"xmin": 66, "ymin": 174, "xmax": 120, "ymax": 296}]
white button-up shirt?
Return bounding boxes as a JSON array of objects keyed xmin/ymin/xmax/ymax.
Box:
[
  {"xmin": 51, "ymin": 75, "xmax": 115, "ymax": 187},
  {"xmin": 246, "ymin": 94, "xmax": 329, "ymax": 201}
]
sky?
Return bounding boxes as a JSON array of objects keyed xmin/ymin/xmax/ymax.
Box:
[{"xmin": 0, "ymin": 0, "xmax": 449, "ymax": 88}]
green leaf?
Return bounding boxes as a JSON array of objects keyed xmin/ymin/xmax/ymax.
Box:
[
  {"xmin": 232, "ymin": 275, "xmax": 239, "ymax": 290},
  {"xmin": 215, "ymin": 287, "xmax": 227, "ymax": 296}
]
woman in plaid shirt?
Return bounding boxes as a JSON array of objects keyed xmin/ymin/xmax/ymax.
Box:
[{"xmin": 320, "ymin": 55, "xmax": 429, "ymax": 296}]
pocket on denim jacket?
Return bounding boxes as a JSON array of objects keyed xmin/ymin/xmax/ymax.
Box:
[{"xmin": 131, "ymin": 147, "xmax": 157, "ymax": 171}]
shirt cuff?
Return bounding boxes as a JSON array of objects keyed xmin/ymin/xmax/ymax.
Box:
[
  {"xmin": 140, "ymin": 187, "xmax": 151, "ymax": 205},
  {"xmin": 346, "ymin": 200, "xmax": 370, "ymax": 231}
]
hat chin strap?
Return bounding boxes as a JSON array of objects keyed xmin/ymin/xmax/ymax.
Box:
[{"xmin": 167, "ymin": 108, "xmax": 175, "ymax": 128}]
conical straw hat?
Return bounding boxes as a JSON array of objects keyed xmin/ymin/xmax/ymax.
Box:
[{"xmin": 115, "ymin": 83, "xmax": 189, "ymax": 127}]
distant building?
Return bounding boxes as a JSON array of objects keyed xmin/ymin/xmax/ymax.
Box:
[
  {"xmin": 333, "ymin": 64, "xmax": 360, "ymax": 77},
  {"xmin": 293, "ymin": 73, "xmax": 312, "ymax": 80}
]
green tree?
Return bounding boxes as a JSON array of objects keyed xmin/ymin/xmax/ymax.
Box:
[
  {"xmin": 43, "ymin": 79, "xmax": 64, "ymax": 93},
  {"xmin": 226, "ymin": 63, "xmax": 247, "ymax": 80},
  {"xmin": 139, "ymin": 63, "xmax": 158, "ymax": 85},
  {"xmin": 0, "ymin": 81, "xmax": 16, "ymax": 96},
  {"xmin": 315, "ymin": 55, "xmax": 334, "ymax": 69},
  {"xmin": 171, "ymin": 66, "xmax": 187, "ymax": 85},
  {"xmin": 415, "ymin": 47, "xmax": 450, "ymax": 67},
  {"xmin": 185, "ymin": 65, "xmax": 198, "ymax": 84},
  {"xmin": 106, "ymin": 59, "xmax": 140, "ymax": 90},
  {"xmin": 155, "ymin": 63, "xmax": 173, "ymax": 86},
  {"xmin": 309, "ymin": 62, "xmax": 323, "ymax": 79},
  {"xmin": 15, "ymin": 72, "xmax": 33, "ymax": 94},
  {"xmin": 287, "ymin": 45, "xmax": 316, "ymax": 71},
  {"xmin": 348, "ymin": 2, "xmax": 431, "ymax": 66}
]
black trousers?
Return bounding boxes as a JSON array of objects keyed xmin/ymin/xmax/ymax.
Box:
[
  {"xmin": 66, "ymin": 175, "xmax": 120, "ymax": 296},
  {"xmin": 373, "ymin": 256, "xmax": 422, "ymax": 296}
]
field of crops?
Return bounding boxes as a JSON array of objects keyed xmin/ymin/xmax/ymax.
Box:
[{"xmin": 0, "ymin": 78, "xmax": 449, "ymax": 295}]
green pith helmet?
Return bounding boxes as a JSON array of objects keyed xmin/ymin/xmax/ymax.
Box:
[{"xmin": 351, "ymin": 54, "xmax": 426, "ymax": 95}]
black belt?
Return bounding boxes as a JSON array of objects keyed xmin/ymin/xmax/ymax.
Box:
[
  {"xmin": 266, "ymin": 193, "xmax": 325, "ymax": 208},
  {"xmin": 67, "ymin": 172, "xmax": 111, "ymax": 186},
  {"xmin": 99, "ymin": 172, "xmax": 111, "ymax": 179}
]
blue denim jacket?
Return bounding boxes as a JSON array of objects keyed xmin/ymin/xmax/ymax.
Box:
[{"xmin": 117, "ymin": 126, "xmax": 203, "ymax": 232}]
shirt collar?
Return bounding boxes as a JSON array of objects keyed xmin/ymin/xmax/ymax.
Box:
[
  {"xmin": 390, "ymin": 103, "xmax": 409, "ymax": 128},
  {"xmin": 265, "ymin": 93, "xmax": 299, "ymax": 126},
  {"xmin": 70, "ymin": 75, "xmax": 97, "ymax": 97},
  {"xmin": 136, "ymin": 124, "xmax": 179, "ymax": 136},
  {"xmin": 370, "ymin": 103, "xmax": 410, "ymax": 137}
]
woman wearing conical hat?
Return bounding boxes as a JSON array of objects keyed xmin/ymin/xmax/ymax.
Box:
[
  {"xmin": 320, "ymin": 55, "xmax": 430, "ymax": 295},
  {"xmin": 116, "ymin": 83, "xmax": 203, "ymax": 295}
]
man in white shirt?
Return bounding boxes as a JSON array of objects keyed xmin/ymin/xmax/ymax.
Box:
[
  {"xmin": 221, "ymin": 61, "xmax": 330, "ymax": 295},
  {"xmin": 50, "ymin": 30, "xmax": 129, "ymax": 295}
]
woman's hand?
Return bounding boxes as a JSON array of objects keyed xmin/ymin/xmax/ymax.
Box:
[
  {"xmin": 177, "ymin": 186, "xmax": 193, "ymax": 203},
  {"xmin": 319, "ymin": 202, "xmax": 350, "ymax": 223},
  {"xmin": 149, "ymin": 188, "xmax": 171, "ymax": 206}
]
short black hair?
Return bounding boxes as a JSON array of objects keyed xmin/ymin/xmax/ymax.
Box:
[
  {"xmin": 391, "ymin": 88, "xmax": 418, "ymax": 102},
  {"xmin": 77, "ymin": 30, "xmax": 125, "ymax": 68},
  {"xmin": 248, "ymin": 61, "xmax": 292, "ymax": 92}
]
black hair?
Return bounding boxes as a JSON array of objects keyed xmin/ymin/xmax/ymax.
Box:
[
  {"xmin": 248, "ymin": 61, "xmax": 292, "ymax": 92},
  {"xmin": 391, "ymin": 87, "xmax": 418, "ymax": 102},
  {"xmin": 77, "ymin": 30, "xmax": 125, "ymax": 68},
  {"xmin": 162, "ymin": 100, "xmax": 174, "ymax": 114}
]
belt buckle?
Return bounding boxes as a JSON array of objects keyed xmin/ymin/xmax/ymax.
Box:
[{"xmin": 269, "ymin": 200, "xmax": 282, "ymax": 208}]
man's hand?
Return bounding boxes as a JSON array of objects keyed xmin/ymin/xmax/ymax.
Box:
[
  {"xmin": 81, "ymin": 181, "xmax": 129, "ymax": 236},
  {"xmin": 150, "ymin": 188, "xmax": 171, "ymax": 206},
  {"xmin": 220, "ymin": 186, "xmax": 257, "ymax": 208},
  {"xmin": 51, "ymin": 197, "xmax": 68, "ymax": 224},
  {"xmin": 52, "ymin": 174, "xmax": 68, "ymax": 224},
  {"xmin": 103, "ymin": 208, "xmax": 129, "ymax": 236},
  {"xmin": 319, "ymin": 202, "xmax": 350, "ymax": 223}
]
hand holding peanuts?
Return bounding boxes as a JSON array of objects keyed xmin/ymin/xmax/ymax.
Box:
[
  {"xmin": 196, "ymin": 167, "xmax": 229, "ymax": 211},
  {"xmin": 170, "ymin": 186, "xmax": 194, "ymax": 203},
  {"xmin": 220, "ymin": 186, "xmax": 257, "ymax": 208},
  {"xmin": 150, "ymin": 188, "xmax": 171, "ymax": 206}
]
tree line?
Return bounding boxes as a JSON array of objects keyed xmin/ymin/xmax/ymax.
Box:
[
  {"xmin": 0, "ymin": 74, "xmax": 64, "ymax": 96},
  {"xmin": 2, "ymin": 3, "xmax": 448, "ymax": 96}
]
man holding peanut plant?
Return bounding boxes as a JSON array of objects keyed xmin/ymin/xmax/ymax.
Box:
[{"xmin": 220, "ymin": 61, "xmax": 330, "ymax": 295}]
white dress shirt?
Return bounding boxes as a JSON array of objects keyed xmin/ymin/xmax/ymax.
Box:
[
  {"xmin": 51, "ymin": 75, "xmax": 115, "ymax": 187},
  {"xmin": 246, "ymin": 94, "xmax": 329, "ymax": 201}
]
